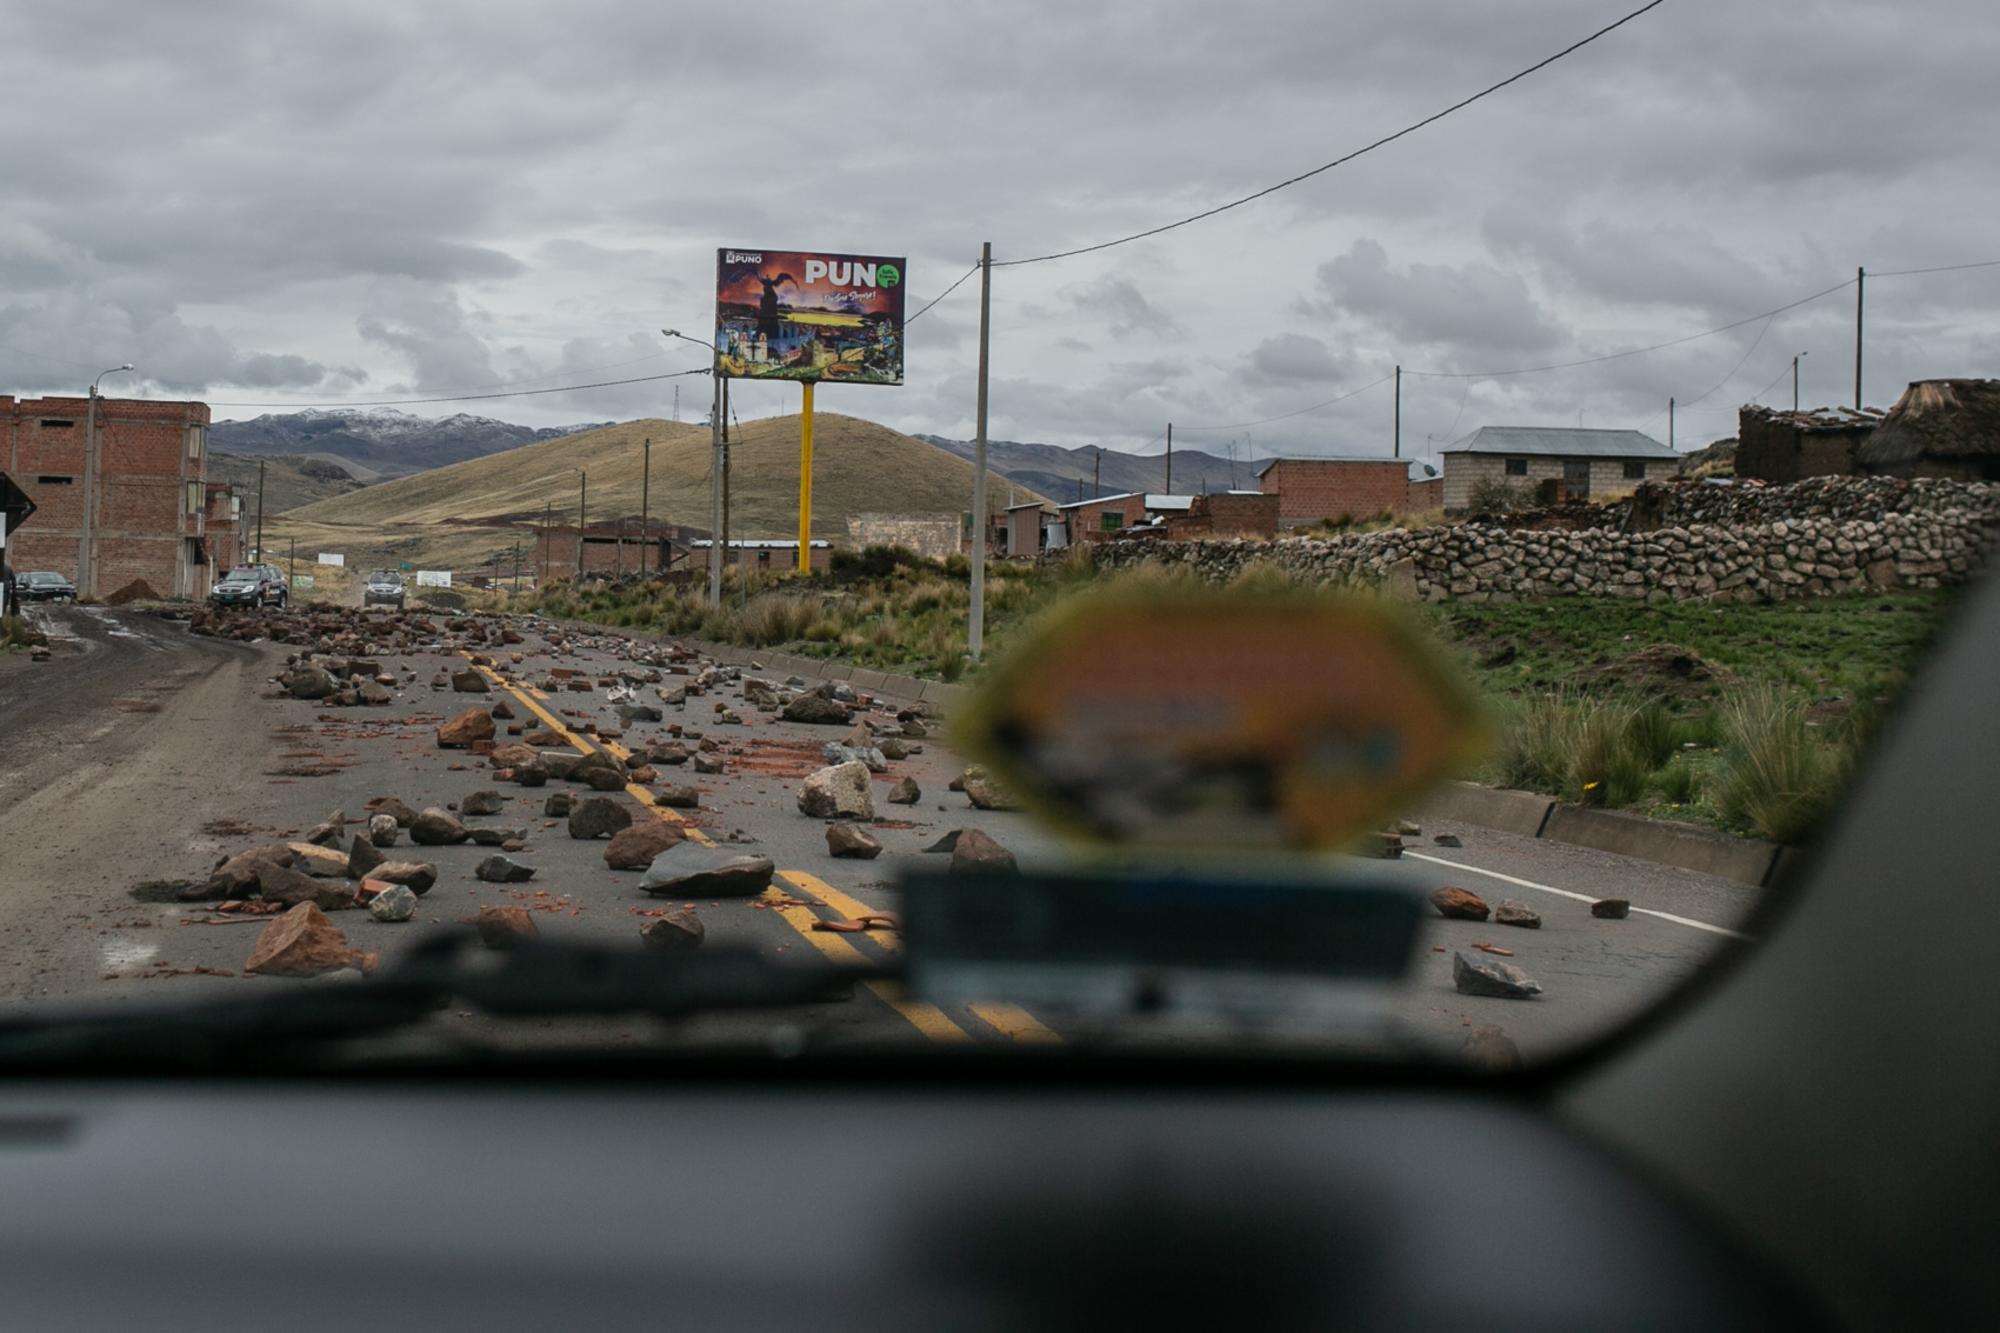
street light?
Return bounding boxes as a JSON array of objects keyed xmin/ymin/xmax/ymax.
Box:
[
  {"xmin": 1793, "ymin": 351, "xmax": 1809, "ymax": 413},
  {"xmin": 80, "ymin": 363, "xmax": 135, "ymax": 598},
  {"xmin": 665, "ymin": 327, "xmax": 724, "ymax": 605}
]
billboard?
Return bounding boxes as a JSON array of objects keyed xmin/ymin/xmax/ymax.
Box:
[
  {"xmin": 416, "ymin": 570, "xmax": 452, "ymax": 588},
  {"xmin": 715, "ymin": 248, "xmax": 905, "ymax": 385}
]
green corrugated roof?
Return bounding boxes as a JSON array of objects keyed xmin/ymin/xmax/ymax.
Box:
[{"xmin": 1442, "ymin": 426, "xmax": 1675, "ymax": 459}]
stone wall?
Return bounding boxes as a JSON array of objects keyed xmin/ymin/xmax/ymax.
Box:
[{"xmin": 1092, "ymin": 478, "xmax": 2000, "ymax": 603}]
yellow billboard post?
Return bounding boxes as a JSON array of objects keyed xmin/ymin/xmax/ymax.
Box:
[{"xmin": 798, "ymin": 381, "xmax": 815, "ymax": 572}]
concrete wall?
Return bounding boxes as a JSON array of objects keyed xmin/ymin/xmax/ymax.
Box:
[
  {"xmin": 846, "ymin": 511, "xmax": 961, "ymax": 560},
  {"xmin": 1, "ymin": 394, "xmax": 210, "ymax": 598},
  {"xmin": 1442, "ymin": 453, "xmax": 1676, "ymax": 512}
]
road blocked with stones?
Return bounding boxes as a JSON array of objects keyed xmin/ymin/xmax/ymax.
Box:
[{"xmin": 0, "ymin": 602, "xmax": 1768, "ymax": 1062}]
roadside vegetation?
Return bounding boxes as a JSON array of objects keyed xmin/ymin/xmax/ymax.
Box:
[{"xmin": 518, "ymin": 547, "xmax": 1960, "ymax": 843}]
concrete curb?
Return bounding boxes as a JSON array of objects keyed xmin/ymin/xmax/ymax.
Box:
[
  {"xmin": 1419, "ymin": 782, "xmax": 1555, "ymax": 838},
  {"xmin": 1420, "ymin": 779, "xmax": 1785, "ymax": 888},
  {"xmin": 1541, "ymin": 805, "xmax": 1782, "ymax": 887}
]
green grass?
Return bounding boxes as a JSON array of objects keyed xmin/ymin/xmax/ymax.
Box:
[{"xmin": 524, "ymin": 553, "xmax": 1963, "ymax": 842}]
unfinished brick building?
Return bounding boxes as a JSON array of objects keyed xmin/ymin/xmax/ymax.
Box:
[
  {"xmin": 1255, "ymin": 457, "xmax": 1441, "ymax": 527},
  {"xmin": 0, "ymin": 394, "xmax": 213, "ymax": 598},
  {"xmin": 1736, "ymin": 405, "xmax": 1881, "ymax": 483}
]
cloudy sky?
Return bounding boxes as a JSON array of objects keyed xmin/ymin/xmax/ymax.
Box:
[{"xmin": 2, "ymin": 0, "xmax": 1995, "ymax": 464}]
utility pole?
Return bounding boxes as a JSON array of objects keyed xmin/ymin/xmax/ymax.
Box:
[
  {"xmin": 673, "ymin": 385, "xmax": 680, "ymax": 424},
  {"xmin": 710, "ymin": 352, "xmax": 723, "ymax": 604},
  {"xmin": 1854, "ymin": 266, "xmax": 1865, "ymax": 410},
  {"xmin": 720, "ymin": 379, "xmax": 732, "ymax": 575},
  {"xmin": 542, "ymin": 501, "xmax": 551, "ymax": 584},
  {"xmin": 1793, "ymin": 352, "xmax": 1807, "ymax": 413},
  {"xmin": 969, "ymin": 241, "xmax": 992, "ymax": 660},
  {"xmin": 639, "ymin": 436, "xmax": 651, "ymax": 574},
  {"xmin": 1669, "ymin": 396, "xmax": 1676, "ymax": 452},
  {"xmin": 1393, "ymin": 364, "xmax": 1402, "ymax": 458},
  {"xmin": 513, "ymin": 539, "xmax": 521, "ymax": 592},
  {"xmin": 1093, "ymin": 448, "xmax": 1101, "ymax": 499},
  {"xmin": 1164, "ymin": 423, "xmax": 1173, "ymax": 494},
  {"xmin": 255, "ymin": 457, "xmax": 266, "ymax": 565},
  {"xmin": 288, "ymin": 536, "xmax": 296, "ymax": 586}
]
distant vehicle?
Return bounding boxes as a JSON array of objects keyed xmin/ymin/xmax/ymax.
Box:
[
  {"xmin": 15, "ymin": 570, "xmax": 77, "ymax": 603},
  {"xmin": 209, "ymin": 563, "xmax": 287, "ymax": 609},
  {"xmin": 363, "ymin": 570, "xmax": 407, "ymax": 609}
]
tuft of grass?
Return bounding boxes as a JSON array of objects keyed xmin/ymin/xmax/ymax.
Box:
[
  {"xmin": 1624, "ymin": 700, "xmax": 1679, "ymax": 769},
  {"xmin": 1713, "ymin": 685, "xmax": 1844, "ymax": 843}
]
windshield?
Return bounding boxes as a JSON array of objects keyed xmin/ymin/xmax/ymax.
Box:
[{"xmin": 0, "ymin": 2, "xmax": 1991, "ymax": 1075}]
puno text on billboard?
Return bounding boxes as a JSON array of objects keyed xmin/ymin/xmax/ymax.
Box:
[{"xmin": 715, "ymin": 248, "xmax": 905, "ymax": 385}]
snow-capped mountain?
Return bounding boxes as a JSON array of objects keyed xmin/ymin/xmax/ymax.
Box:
[{"xmin": 207, "ymin": 408, "xmax": 608, "ymax": 478}]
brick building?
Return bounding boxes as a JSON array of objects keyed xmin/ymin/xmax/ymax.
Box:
[
  {"xmin": 1255, "ymin": 457, "xmax": 1442, "ymax": 526},
  {"xmin": 1737, "ymin": 405, "xmax": 1881, "ymax": 482},
  {"xmin": 1162, "ymin": 492, "xmax": 1280, "ymax": 541},
  {"xmin": 535, "ymin": 523, "xmax": 690, "ymax": 581},
  {"xmin": 1439, "ymin": 426, "xmax": 1677, "ymax": 512},
  {"xmin": 1057, "ymin": 492, "xmax": 1195, "ymax": 545},
  {"xmin": 1, "ymin": 394, "xmax": 213, "ymax": 598},
  {"xmin": 203, "ymin": 482, "xmax": 245, "ymax": 573}
]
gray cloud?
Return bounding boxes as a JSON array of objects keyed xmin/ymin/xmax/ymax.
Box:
[{"xmin": 0, "ymin": 0, "xmax": 1988, "ymax": 448}]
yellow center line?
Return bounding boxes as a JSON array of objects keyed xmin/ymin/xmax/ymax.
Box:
[
  {"xmin": 466, "ymin": 654, "xmax": 966, "ymax": 1043},
  {"xmin": 778, "ymin": 870, "xmax": 1061, "ymax": 1045}
]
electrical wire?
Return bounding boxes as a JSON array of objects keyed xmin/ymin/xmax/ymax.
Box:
[
  {"xmin": 207, "ymin": 365, "xmax": 711, "ymax": 410},
  {"xmin": 1169, "ymin": 371, "xmax": 1397, "ymax": 432},
  {"xmin": 905, "ymin": 262, "xmax": 981, "ymax": 326},
  {"xmin": 1406, "ymin": 277, "xmax": 1854, "ymax": 380},
  {"xmin": 1869, "ymin": 258, "xmax": 2000, "ymax": 278},
  {"xmin": 1633, "ymin": 312, "xmax": 1776, "ymax": 435},
  {"xmin": 992, "ymin": 0, "xmax": 1667, "ymax": 268}
]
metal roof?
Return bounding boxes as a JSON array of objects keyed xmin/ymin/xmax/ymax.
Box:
[
  {"xmin": 1255, "ymin": 456, "xmax": 1440, "ymax": 482},
  {"xmin": 1056, "ymin": 491, "xmax": 1198, "ymax": 512},
  {"xmin": 1441, "ymin": 426, "xmax": 1675, "ymax": 459}
]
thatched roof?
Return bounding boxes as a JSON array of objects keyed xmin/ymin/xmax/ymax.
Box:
[{"xmin": 1856, "ymin": 379, "xmax": 2000, "ymax": 466}]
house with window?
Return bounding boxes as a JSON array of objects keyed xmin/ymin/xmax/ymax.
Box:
[
  {"xmin": 1439, "ymin": 426, "xmax": 1677, "ymax": 512},
  {"xmin": 1057, "ymin": 492, "xmax": 1196, "ymax": 544}
]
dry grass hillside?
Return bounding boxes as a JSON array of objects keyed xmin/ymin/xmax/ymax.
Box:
[{"xmin": 282, "ymin": 413, "xmax": 1036, "ymax": 536}]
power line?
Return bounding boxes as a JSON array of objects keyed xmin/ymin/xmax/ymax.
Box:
[
  {"xmin": 1407, "ymin": 277, "xmax": 1855, "ymax": 381},
  {"xmin": 992, "ymin": 0, "xmax": 1667, "ymax": 268},
  {"xmin": 1869, "ymin": 258, "xmax": 2000, "ymax": 278},
  {"xmin": 208, "ymin": 365, "xmax": 711, "ymax": 410},
  {"xmin": 1632, "ymin": 313, "xmax": 1774, "ymax": 433},
  {"xmin": 1170, "ymin": 371, "xmax": 1397, "ymax": 431},
  {"xmin": 905, "ymin": 262, "xmax": 980, "ymax": 326}
]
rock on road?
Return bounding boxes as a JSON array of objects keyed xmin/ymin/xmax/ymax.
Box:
[{"xmin": 0, "ymin": 603, "xmax": 1759, "ymax": 1060}]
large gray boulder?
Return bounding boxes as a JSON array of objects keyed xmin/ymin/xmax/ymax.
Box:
[
  {"xmin": 638, "ymin": 844, "xmax": 776, "ymax": 898},
  {"xmin": 798, "ymin": 760, "xmax": 874, "ymax": 820}
]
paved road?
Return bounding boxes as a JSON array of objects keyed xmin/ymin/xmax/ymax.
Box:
[{"xmin": 0, "ymin": 605, "xmax": 1764, "ymax": 1062}]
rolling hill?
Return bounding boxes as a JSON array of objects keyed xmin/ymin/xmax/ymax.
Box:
[
  {"xmin": 209, "ymin": 408, "xmax": 608, "ymax": 477},
  {"xmin": 917, "ymin": 434, "xmax": 1275, "ymax": 499},
  {"xmin": 268, "ymin": 413, "xmax": 1039, "ymax": 576},
  {"xmin": 207, "ymin": 451, "xmax": 368, "ymax": 516}
]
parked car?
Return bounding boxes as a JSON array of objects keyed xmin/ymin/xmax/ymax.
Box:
[
  {"xmin": 209, "ymin": 563, "xmax": 287, "ymax": 609},
  {"xmin": 15, "ymin": 570, "xmax": 77, "ymax": 603},
  {"xmin": 362, "ymin": 570, "xmax": 407, "ymax": 609}
]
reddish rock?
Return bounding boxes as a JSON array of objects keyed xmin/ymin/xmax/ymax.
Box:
[
  {"xmin": 1431, "ymin": 886, "xmax": 1491, "ymax": 921},
  {"xmin": 437, "ymin": 708, "xmax": 496, "ymax": 748},
  {"xmin": 950, "ymin": 828, "xmax": 1018, "ymax": 875},
  {"xmin": 826, "ymin": 822, "xmax": 883, "ymax": 859},
  {"xmin": 640, "ymin": 908, "xmax": 705, "ymax": 952},
  {"xmin": 475, "ymin": 905, "xmax": 539, "ymax": 950},
  {"xmin": 604, "ymin": 820, "xmax": 684, "ymax": 870},
  {"xmin": 244, "ymin": 903, "xmax": 377, "ymax": 977},
  {"xmin": 489, "ymin": 742, "xmax": 540, "ymax": 768}
]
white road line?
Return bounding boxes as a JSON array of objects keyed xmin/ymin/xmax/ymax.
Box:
[{"xmin": 1403, "ymin": 850, "xmax": 1754, "ymax": 942}]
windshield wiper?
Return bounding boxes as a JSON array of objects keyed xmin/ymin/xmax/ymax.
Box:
[{"xmin": 0, "ymin": 932, "xmax": 896, "ymax": 1066}]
